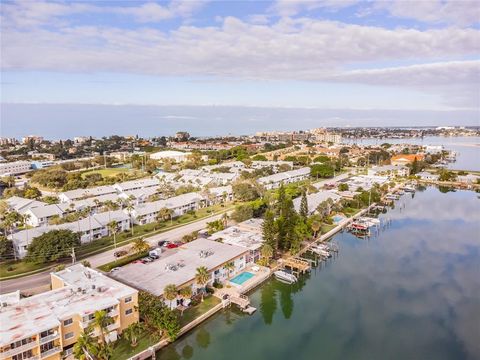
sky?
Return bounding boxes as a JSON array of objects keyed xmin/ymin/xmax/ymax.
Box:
[{"xmin": 1, "ymin": 0, "xmax": 479, "ymax": 138}]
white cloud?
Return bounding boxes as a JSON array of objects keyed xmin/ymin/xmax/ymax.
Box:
[
  {"xmin": 376, "ymin": 0, "xmax": 480, "ymax": 27},
  {"xmin": 270, "ymin": 0, "xmax": 359, "ymax": 17}
]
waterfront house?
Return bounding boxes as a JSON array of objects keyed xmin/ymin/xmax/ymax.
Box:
[
  {"xmin": 293, "ymin": 191, "xmax": 342, "ymax": 215},
  {"xmin": 110, "ymin": 239, "xmax": 248, "ymax": 309},
  {"xmin": 390, "ymin": 154, "xmax": 425, "ymax": 166},
  {"xmin": 208, "ymin": 218, "xmax": 264, "ymax": 263},
  {"xmin": 417, "ymin": 171, "xmax": 440, "ymax": 181},
  {"xmin": 368, "ymin": 165, "xmax": 409, "ymax": 178}
]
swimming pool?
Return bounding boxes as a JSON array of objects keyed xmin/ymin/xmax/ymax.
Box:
[
  {"xmin": 333, "ymin": 215, "xmax": 345, "ymax": 223},
  {"xmin": 230, "ymin": 271, "xmax": 254, "ymax": 285}
]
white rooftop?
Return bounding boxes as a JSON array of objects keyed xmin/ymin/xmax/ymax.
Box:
[
  {"xmin": 0, "ymin": 265, "xmax": 136, "ymax": 346},
  {"xmin": 111, "ymin": 239, "xmax": 248, "ymax": 297},
  {"xmin": 208, "ymin": 218, "xmax": 264, "ymax": 251}
]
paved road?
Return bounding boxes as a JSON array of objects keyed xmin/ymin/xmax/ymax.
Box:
[
  {"xmin": 0, "ymin": 212, "xmax": 227, "ymax": 294},
  {"xmin": 313, "ymin": 171, "xmax": 352, "ymax": 188}
]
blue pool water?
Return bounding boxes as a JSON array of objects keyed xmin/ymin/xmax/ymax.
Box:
[
  {"xmin": 333, "ymin": 215, "xmax": 344, "ymax": 223},
  {"xmin": 230, "ymin": 272, "xmax": 254, "ymax": 285}
]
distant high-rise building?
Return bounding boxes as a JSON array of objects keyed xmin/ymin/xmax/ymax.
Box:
[
  {"xmin": 0, "ymin": 137, "xmax": 17, "ymax": 146},
  {"xmin": 175, "ymin": 131, "xmax": 190, "ymax": 141},
  {"xmin": 21, "ymin": 135, "xmax": 44, "ymax": 144}
]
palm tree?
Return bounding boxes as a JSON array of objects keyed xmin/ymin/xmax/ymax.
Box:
[
  {"xmin": 311, "ymin": 221, "xmax": 321, "ymax": 239},
  {"xmin": 224, "ymin": 262, "xmax": 235, "ymax": 280},
  {"xmin": 195, "ymin": 266, "xmax": 210, "ymax": 302},
  {"xmin": 122, "ymin": 323, "xmax": 144, "ymax": 347},
  {"xmin": 180, "ymin": 286, "xmax": 192, "ymax": 300},
  {"xmin": 163, "ymin": 284, "xmax": 178, "ymax": 309},
  {"xmin": 90, "ymin": 310, "xmax": 114, "ymax": 345},
  {"xmin": 158, "ymin": 207, "xmax": 173, "ymax": 224},
  {"xmin": 125, "ymin": 202, "xmax": 135, "ymax": 235},
  {"xmin": 73, "ymin": 328, "xmax": 97, "ymax": 360},
  {"xmin": 107, "ymin": 221, "xmax": 118, "ymax": 249},
  {"xmin": 260, "ymin": 244, "xmax": 273, "ymax": 265},
  {"xmin": 221, "ymin": 213, "xmax": 229, "ymax": 228},
  {"xmin": 131, "ymin": 237, "xmax": 149, "ymax": 254}
]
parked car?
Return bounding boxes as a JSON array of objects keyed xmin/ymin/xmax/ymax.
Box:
[
  {"xmin": 109, "ymin": 267, "xmax": 121, "ymax": 273},
  {"xmin": 114, "ymin": 250, "xmax": 128, "ymax": 258},
  {"xmin": 166, "ymin": 243, "xmax": 179, "ymax": 249},
  {"xmin": 140, "ymin": 257, "xmax": 154, "ymax": 264},
  {"xmin": 149, "ymin": 248, "xmax": 162, "ymax": 259},
  {"xmin": 158, "ymin": 240, "xmax": 167, "ymax": 247}
]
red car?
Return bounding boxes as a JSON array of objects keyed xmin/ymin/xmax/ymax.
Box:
[{"xmin": 166, "ymin": 243, "xmax": 179, "ymax": 249}]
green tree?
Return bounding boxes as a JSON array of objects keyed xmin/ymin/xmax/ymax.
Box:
[
  {"xmin": 24, "ymin": 186, "xmax": 42, "ymax": 199},
  {"xmin": 163, "ymin": 284, "xmax": 178, "ymax": 308},
  {"xmin": 122, "ymin": 323, "xmax": 144, "ymax": 347},
  {"xmin": 125, "ymin": 201, "xmax": 135, "ymax": 235},
  {"xmin": 131, "ymin": 237, "xmax": 149, "ymax": 254},
  {"xmin": 338, "ymin": 183, "xmax": 349, "ymax": 192},
  {"xmin": 262, "ymin": 210, "xmax": 277, "ymax": 252},
  {"xmin": 107, "ymin": 221, "xmax": 118, "ymax": 249},
  {"xmin": 231, "ymin": 204, "xmax": 253, "ymax": 222},
  {"xmin": 0, "ymin": 235, "xmax": 13, "ymax": 259},
  {"xmin": 224, "ymin": 262, "xmax": 235, "ymax": 279},
  {"xmin": 195, "ymin": 266, "xmax": 210, "ymax": 302},
  {"xmin": 73, "ymin": 328, "xmax": 97, "ymax": 360},
  {"xmin": 260, "ymin": 243, "xmax": 273, "ymax": 265},
  {"xmin": 299, "ymin": 190, "xmax": 309, "ymax": 219},
  {"xmin": 232, "ymin": 181, "xmax": 261, "ymax": 201},
  {"xmin": 310, "ymin": 163, "xmax": 335, "ymax": 178},
  {"xmin": 206, "ymin": 220, "xmax": 224, "ymax": 234},
  {"xmin": 311, "ymin": 221, "xmax": 321, "ymax": 238},
  {"xmin": 26, "ymin": 230, "xmax": 80, "ymax": 263}
]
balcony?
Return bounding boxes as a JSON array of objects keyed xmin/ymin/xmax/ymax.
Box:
[
  {"xmin": 107, "ymin": 308, "xmax": 119, "ymax": 317},
  {"xmin": 39, "ymin": 333, "xmax": 60, "ymax": 345},
  {"xmin": 0, "ymin": 341, "xmax": 37, "ymax": 359},
  {"xmin": 106, "ymin": 322, "xmax": 120, "ymax": 332},
  {"xmin": 40, "ymin": 346, "xmax": 61, "ymax": 359}
]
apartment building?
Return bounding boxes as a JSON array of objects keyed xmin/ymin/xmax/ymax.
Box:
[
  {"xmin": 257, "ymin": 167, "xmax": 311, "ymax": 190},
  {"xmin": 0, "ymin": 265, "xmax": 138, "ymax": 360},
  {"xmin": 0, "ymin": 161, "xmax": 32, "ymax": 176},
  {"xmin": 59, "ymin": 185, "xmax": 117, "ymax": 203}
]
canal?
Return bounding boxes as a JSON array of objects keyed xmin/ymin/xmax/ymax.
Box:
[{"xmin": 158, "ymin": 187, "xmax": 480, "ymax": 360}]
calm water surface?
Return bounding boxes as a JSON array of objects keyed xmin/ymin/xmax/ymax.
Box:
[
  {"xmin": 346, "ymin": 136, "xmax": 480, "ymax": 171},
  {"xmin": 158, "ymin": 188, "xmax": 480, "ymax": 360}
]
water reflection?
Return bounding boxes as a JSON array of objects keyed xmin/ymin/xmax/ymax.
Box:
[
  {"xmin": 158, "ymin": 187, "xmax": 480, "ymax": 360},
  {"xmin": 181, "ymin": 345, "xmax": 193, "ymax": 359}
]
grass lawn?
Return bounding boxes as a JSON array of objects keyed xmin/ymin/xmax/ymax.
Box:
[
  {"xmin": 80, "ymin": 168, "xmax": 136, "ymax": 178},
  {"xmin": 321, "ymin": 223, "xmax": 337, "ymax": 233},
  {"xmin": 0, "ymin": 261, "xmax": 55, "ymax": 278},
  {"xmin": 177, "ymin": 295, "xmax": 221, "ymax": 327},
  {"xmin": 111, "ymin": 328, "xmax": 157, "ymax": 360}
]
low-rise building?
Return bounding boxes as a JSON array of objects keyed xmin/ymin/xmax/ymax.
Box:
[
  {"xmin": 208, "ymin": 218, "xmax": 264, "ymax": 263},
  {"xmin": 110, "ymin": 239, "xmax": 248, "ymax": 308},
  {"xmin": 0, "ymin": 264, "xmax": 138, "ymax": 360},
  {"xmin": 5, "ymin": 196, "xmax": 47, "ymax": 215},
  {"xmin": 0, "ymin": 161, "xmax": 31, "ymax": 176},
  {"xmin": 113, "ymin": 177, "xmax": 160, "ymax": 193},
  {"xmin": 391, "ymin": 154, "xmax": 425, "ymax": 166},
  {"xmin": 293, "ymin": 191, "xmax": 342, "ymax": 215},
  {"xmin": 368, "ymin": 165, "xmax": 409, "ymax": 178},
  {"xmin": 59, "ymin": 185, "xmax": 117, "ymax": 203},
  {"xmin": 150, "ymin": 150, "xmax": 192, "ymax": 162},
  {"xmin": 257, "ymin": 167, "xmax": 311, "ymax": 190},
  {"xmin": 10, "ymin": 210, "xmax": 130, "ymax": 259},
  {"xmin": 417, "ymin": 171, "xmax": 439, "ymax": 181}
]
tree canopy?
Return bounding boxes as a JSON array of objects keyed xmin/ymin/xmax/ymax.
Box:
[{"xmin": 26, "ymin": 229, "xmax": 80, "ymax": 263}]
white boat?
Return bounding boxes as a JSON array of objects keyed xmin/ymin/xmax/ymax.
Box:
[
  {"xmin": 311, "ymin": 247, "xmax": 330, "ymax": 257},
  {"xmin": 274, "ymin": 270, "xmax": 297, "ymax": 284},
  {"xmin": 403, "ymin": 185, "xmax": 416, "ymax": 192},
  {"xmin": 359, "ymin": 217, "xmax": 381, "ymax": 227}
]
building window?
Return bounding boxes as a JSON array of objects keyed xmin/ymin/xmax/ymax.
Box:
[
  {"xmin": 64, "ymin": 332, "xmax": 74, "ymax": 340},
  {"xmin": 12, "ymin": 350, "xmax": 33, "ymax": 360},
  {"xmin": 125, "ymin": 296, "xmax": 132, "ymax": 303},
  {"xmin": 63, "ymin": 318, "xmax": 73, "ymax": 327},
  {"xmin": 125, "ymin": 308, "xmax": 133, "ymax": 316}
]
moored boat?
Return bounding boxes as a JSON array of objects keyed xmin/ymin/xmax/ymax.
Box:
[{"xmin": 274, "ymin": 270, "xmax": 298, "ymax": 284}]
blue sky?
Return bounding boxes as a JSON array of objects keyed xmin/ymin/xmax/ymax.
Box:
[{"xmin": 1, "ymin": 0, "xmax": 479, "ymax": 137}]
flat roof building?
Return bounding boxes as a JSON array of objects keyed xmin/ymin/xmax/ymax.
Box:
[
  {"xmin": 111, "ymin": 238, "xmax": 248, "ymax": 301},
  {"xmin": 0, "ymin": 265, "xmax": 138, "ymax": 360}
]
